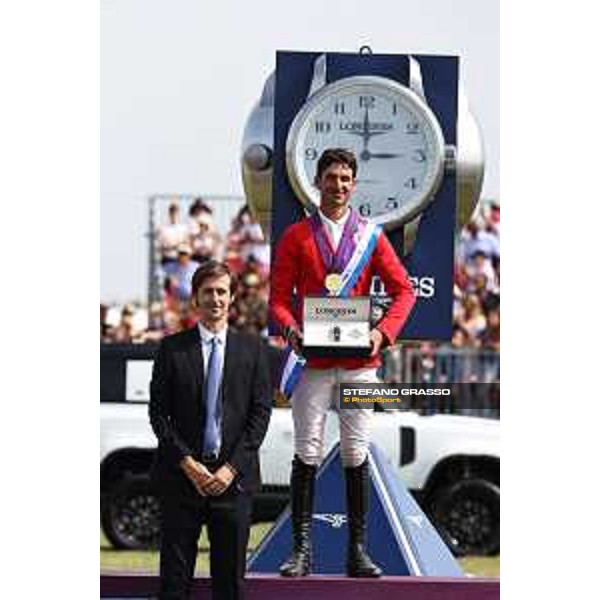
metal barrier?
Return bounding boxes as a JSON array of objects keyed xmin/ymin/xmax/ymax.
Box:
[{"xmin": 381, "ymin": 346, "xmax": 500, "ymax": 419}]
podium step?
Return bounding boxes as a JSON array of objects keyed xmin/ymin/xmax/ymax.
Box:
[{"xmin": 101, "ymin": 572, "xmax": 499, "ymax": 599}]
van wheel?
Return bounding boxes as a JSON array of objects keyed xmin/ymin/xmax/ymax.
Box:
[
  {"xmin": 101, "ymin": 474, "xmax": 161, "ymax": 550},
  {"xmin": 429, "ymin": 478, "xmax": 500, "ymax": 556}
]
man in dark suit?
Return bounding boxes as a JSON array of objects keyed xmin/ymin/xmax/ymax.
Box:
[{"xmin": 149, "ymin": 260, "xmax": 272, "ymax": 600}]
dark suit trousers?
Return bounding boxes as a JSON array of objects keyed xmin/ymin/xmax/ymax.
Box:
[{"xmin": 158, "ymin": 479, "xmax": 252, "ymax": 600}]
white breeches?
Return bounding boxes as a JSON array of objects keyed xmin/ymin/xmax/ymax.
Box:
[{"xmin": 290, "ymin": 367, "xmax": 378, "ymax": 468}]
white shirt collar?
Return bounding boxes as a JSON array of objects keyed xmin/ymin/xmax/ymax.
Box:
[
  {"xmin": 197, "ymin": 321, "xmax": 228, "ymax": 344},
  {"xmin": 318, "ymin": 208, "xmax": 351, "ymax": 250},
  {"xmin": 319, "ymin": 208, "xmax": 350, "ymax": 229}
]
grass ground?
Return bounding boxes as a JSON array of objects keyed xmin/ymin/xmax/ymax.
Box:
[{"xmin": 101, "ymin": 523, "xmax": 499, "ymax": 577}]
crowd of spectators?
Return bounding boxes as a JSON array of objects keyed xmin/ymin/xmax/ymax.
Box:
[
  {"xmin": 102, "ymin": 199, "xmax": 270, "ymax": 343},
  {"xmin": 452, "ymin": 200, "xmax": 500, "ymax": 352},
  {"xmin": 101, "ymin": 199, "xmax": 499, "ymax": 357},
  {"xmin": 382, "ymin": 200, "xmax": 500, "ymax": 411}
]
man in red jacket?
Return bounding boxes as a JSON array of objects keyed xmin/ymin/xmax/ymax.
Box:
[{"xmin": 270, "ymin": 148, "xmax": 416, "ymax": 578}]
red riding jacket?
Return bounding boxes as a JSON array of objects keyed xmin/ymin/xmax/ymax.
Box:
[{"xmin": 269, "ymin": 217, "xmax": 416, "ymax": 369}]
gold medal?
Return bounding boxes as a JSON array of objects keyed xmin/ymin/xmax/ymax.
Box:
[{"xmin": 324, "ymin": 273, "xmax": 343, "ymax": 294}]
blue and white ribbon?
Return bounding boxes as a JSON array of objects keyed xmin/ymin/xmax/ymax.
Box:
[
  {"xmin": 337, "ymin": 222, "xmax": 382, "ymax": 298},
  {"xmin": 279, "ymin": 346, "xmax": 307, "ymax": 399}
]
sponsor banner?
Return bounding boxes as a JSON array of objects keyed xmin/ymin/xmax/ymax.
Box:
[{"xmin": 339, "ymin": 382, "xmax": 500, "ymax": 413}]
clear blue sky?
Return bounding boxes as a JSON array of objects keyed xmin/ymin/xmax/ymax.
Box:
[{"xmin": 101, "ymin": 0, "xmax": 498, "ymax": 302}]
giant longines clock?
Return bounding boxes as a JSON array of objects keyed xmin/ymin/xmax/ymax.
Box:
[
  {"xmin": 241, "ymin": 51, "xmax": 483, "ymax": 244},
  {"xmin": 285, "ymin": 74, "xmax": 447, "ymax": 229}
]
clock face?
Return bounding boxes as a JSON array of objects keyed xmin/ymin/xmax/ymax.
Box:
[{"xmin": 286, "ymin": 76, "xmax": 446, "ymax": 228}]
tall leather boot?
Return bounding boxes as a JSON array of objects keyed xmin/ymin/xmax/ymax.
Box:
[
  {"xmin": 279, "ymin": 456, "xmax": 316, "ymax": 577},
  {"xmin": 345, "ymin": 458, "xmax": 382, "ymax": 577}
]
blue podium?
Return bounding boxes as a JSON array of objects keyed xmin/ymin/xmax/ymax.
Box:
[{"xmin": 248, "ymin": 442, "xmax": 463, "ymax": 576}]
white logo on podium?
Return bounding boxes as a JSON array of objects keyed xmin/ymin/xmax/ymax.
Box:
[{"xmin": 313, "ymin": 513, "xmax": 347, "ymax": 528}]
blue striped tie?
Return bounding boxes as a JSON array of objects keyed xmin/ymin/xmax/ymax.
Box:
[{"xmin": 202, "ymin": 336, "xmax": 223, "ymax": 456}]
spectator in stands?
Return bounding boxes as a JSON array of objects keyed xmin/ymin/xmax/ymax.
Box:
[
  {"xmin": 458, "ymin": 220, "xmax": 499, "ymax": 265},
  {"xmin": 457, "ymin": 294, "xmax": 487, "ymax": 344},
  {"xmin": 451, "ymin": 324, "xmax": 469, "ymax": 349},
  {"xmin": 191, "ymin": 218, "xmax": 222, "ymax": 266},
  {"xmin": 474, "ymin": 279, "xmax": 500, "ymax": 318},
  {"xmin": 480, "ymin": 307, "xmax": 500, "ymax": 353},
  {"xmin": 157, "ymin": 202, "xmax": 188, "ymax": 267},
  {"xmin": 189, "ymin": 196, "xmax": 213, "ymax": 223},
  {"xmin": 440, "ymin": 325, "xmax": 470, "ymax": 383},
  {"xmin": 147, "ymin": 301, "xmax": 163, "ymax": 332},
  {"xmin": 188, "ymin": 197, "xmax": 222, "ymax": 264},
  {"xmin": 417, "ymin": 342, "xmax": 439, "ymax": 414},
  {"xmin": 230, "ymin": 270, "xmax": 268, "ymax": 336},
  {"xmin": 224, "ymin": 246, "xmax": 246, "ymax": 277},
  {"xmin": 111, "ymin": 304, "xmax": 138, "ymax": 343},
  {"xmin": 163, "ymin": 308, "xmax": 183, "ymax": 336},
  {"xmin": 466, "ymin": 250, "xmax": 498, "ymax": 294},
  {"xmin": 404, "ymin": 342, "xmax": 437, "ymax": 413},
  {"xmin": 228, "ymin": 206, "xmax": 270, "ymax": 273},
  {"xmin": 179, "ymin": 300, "xmax": 198, "ymax": 330},
  {"xmin": 163, "ymin": 243, "xmax": 200, "ymax": 303},
  {"xmin": 142, "ymin": 301, "xmax": 166, "ymax": 343}
]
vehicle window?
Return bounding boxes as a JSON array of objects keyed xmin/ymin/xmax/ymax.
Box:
[{"xmin": 101, "ymin": 344, "xmax": 158, "ymax": 403}]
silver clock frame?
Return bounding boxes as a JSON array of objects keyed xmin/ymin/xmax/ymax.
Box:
[{"xmin": 285, "ymin": 75, "xmax": 447, "ymax": 229}]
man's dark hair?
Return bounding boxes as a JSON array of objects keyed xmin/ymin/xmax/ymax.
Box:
[
  {"xmin": 191, "ymin": 260, "xmax": 237, "ymax": 297},
  {"xmin": 315, "ymin": 148, "xmax": 358, "ymax": 180}
]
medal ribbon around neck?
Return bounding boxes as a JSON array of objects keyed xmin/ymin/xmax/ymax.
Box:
[
  {"xmin": 310, "ymin": 209, "xmax": 359, "ymax": 294},
  {"xmin": 310, "ymin": 209, "xmax": 382, "ymax": 297}
]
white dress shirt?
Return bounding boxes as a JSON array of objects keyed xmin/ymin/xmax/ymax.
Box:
[
  {"xmin": 197, "ymin": 322, "xmax": 228, "ymax": 373},
  {"xmin": 318, "ymin": 208, "xmax": 351, "ymax": 251}
]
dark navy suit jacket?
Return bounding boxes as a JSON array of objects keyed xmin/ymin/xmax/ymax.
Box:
[{"xmin": 149, "ymin": 326, "xmax": 272, "ymax": 494}]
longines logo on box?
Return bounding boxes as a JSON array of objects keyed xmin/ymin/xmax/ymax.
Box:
[{"xmin": 314, "ymin": 306, "xmax": 358, "ymax": 317}]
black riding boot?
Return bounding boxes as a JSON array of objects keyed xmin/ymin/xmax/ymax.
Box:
[
  {"xmin": 279, "ymin": 456, "xmax": 316, "ymax": 577},
  {"xmin": 345, "ymin": 458, "xmax": 382, "ymax": 577}
]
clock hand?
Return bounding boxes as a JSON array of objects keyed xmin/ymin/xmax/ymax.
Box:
[
  {"xmin": 360, "ymin": 107, "xmax": 391, "ymax": 138},
  {"xmin": 356, "ymin": 108, "xmax": 381, "ymax": 161},
  {"xmin": 359, "ymin": 150, "xmax": 402, "ymax": 162},
  {"xmin": 342, "ymin": 107, "xmax": 390, "ymax": 162},
  {"xmin": 341, "ymin": 107, "xmax": 379, "ymax": 148},
  {"xmin": 362, "ymin": 106, "xmax": 373, "ymax": 148}
]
